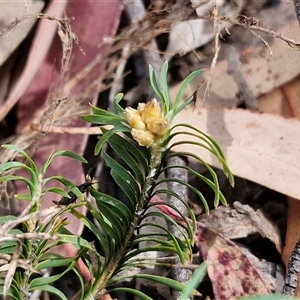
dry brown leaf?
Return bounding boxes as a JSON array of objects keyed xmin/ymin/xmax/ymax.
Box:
[
  {"xmin": 257, "ymin": 64, "xmax": 300, "ymax": 295},
  {"xmin": 259, "ymin": 67, "xmax": 300, "ymax": 296},
  {"xmin": 164, "ymin": 0, "xmax": 244, "ymax": 59},
  {"xmin": 196, "ymin": 223, "xmax": 270, "ymax": 300},
  {"xmin": 173, "ymin": 105, "xmax": 300, "ymax": 200},
  {"xmin": 180, "ymin": 17, "xmax": 300, "ymax": 106}
]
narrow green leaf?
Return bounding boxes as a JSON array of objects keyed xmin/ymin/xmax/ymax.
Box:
[
  {"xmin": 93, "ymin": 202, "xmax": 125, "ymax": 242},
  {"xmin": 108, "ymin": 139, "xmax": 145, "ymax": 185},
  {"xmin": 173, "ymin": 69, "xmax": 204, "ymax": 112},
  {"xmin": 139, "ymin": 213, "xmax": 192, "ymax": 262},
  {"xmin": 175, "ymin": 94, "xmax": 195, "ymax": 116},
  {"xmin": 44, "ymin": 187, "xmax": 70, "ymax": 198},
  {"xmin": 0, "ymin": 161, "xmax": 26, "ymax": 173},
  {"xmin": 131, "ymin": 233, "xmax": 170, "ymax": 245},
  {"xmin": 149, "ymin": 64, "xmax": 164, "ymax": 101},
  {"xmin": 90, "ymin": 189, "xmax": 132, "ymax": 226},
  {"xmin": 108, "ymin": 287, "xmax": 152, "ymax": 300},
  {"xmin": 90, "ymin": 104, "xmax": 123, "ymax": 117},
  {"xmin": 103, "ymin": 151, "xmax": 140, "ymax": 206},
  {"xmin": 124, "ymin": 221, "xmax": 191, "ymax": 263},
  {"xmin": 35, "ymin": 257, "xmax": 74, "ymax": 271},
  {"xmin": 154, "ymin": 176, "xmax": 211, "ymax": 214},
  {"xmin": 41, "ymin": 150, "xmax": 87, "ymax": 174},
  {"xmin": 114, "ymin": 93, "xmax": 124, "ymax": 103},
  {"xmin": 67, "ymin": 209, "xmax": 109, "ymax": 257},
  {"xmin": 48, "ymin": 176, "xmax": 84, "ymax": 201},
  {"xmin": 91, "ymin": 216, "xmax": 117, "ymax": 258},
  {"xmin": 14, "ymin": 193, "xmax": 32, "ymax": 200},
  {"xmin": 94, "ymin": 125, "xmax": 130, "ymax": 155},
  {"xmin": 1, "ymin": 144, "xmax": 38, "ymax": 174},
  {"xmin": 81, "ymin": 114, "xmax": 124, "ymax": 126},
  {"xmin": 148, "ymin": 190, "xmax": 196, "ymax": 236},
  {"xmin": 0, "ymin": 215, "xmax": 17, "ymax": 224},
  {"xmin": 0, "ymin": 244, "xmax": 16, "ymax": 255},
  {"xmin": 72, "ymin": 267, "xmax": 86, "ymax": 299},
  {"xmin": 31, "ymin": 284, "xmax": 68, "ymax": 300},
  {"xmin": 0, "ymin": 162, "xmax": 38, "ymax": 187},
  {"xmin": 180, "ymin": 262, "xmax": 207, "ymax": 299},
  {"xmin": 169, "ymin": 123, "xmax": 234, "ymax": 186},
  {"xmin": 115, "ymin": 274, "xmax": 199, "ymax": 296},
  {"xmin": 109, "ymin": 132, "xmax": 150, "ymax": 174},
  {"xmin": 0, "ymin": 283, "xmax": 19, "ymax": 300},
  {"xmin": 159, "ymin": 61, "xmax": 170, "ymax": 113},
  {"xmin": 29, "ymin": 264, "xmax": 75, "ymax": 289},
  {"xmin": 113, "ymin": 93, "xmax": 125, "ymax": 115},
  {"xmin": 40, "ymin": 150, "xmax": 55, "ymax": 174},
  {"xmin": 160, "ymin": 160, "xmax": 227, "ymax": 208},
  {"xmin": 168, "ymin": 125, "xmax": 220, "ymax": 155},
  {"xmin": 0, "ymin": 175, "xmax": 35, "ymax": 195},
  {"xmin": 55, "ymin": 234, "xmax": 96, "ymax": 252}
]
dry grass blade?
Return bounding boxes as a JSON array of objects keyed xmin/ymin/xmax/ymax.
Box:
[
  {"xmin": 3, "ymin": 240, "xmax": 21, "ymax": 297},
  {"xmin": 0, "ymin": 207, "xmax": 59, "ymax": 236}
]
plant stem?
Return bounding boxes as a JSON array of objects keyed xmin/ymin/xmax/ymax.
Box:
[{"xmin": 90, "ymin": 142, "xmax": 163, "ymax": 299}]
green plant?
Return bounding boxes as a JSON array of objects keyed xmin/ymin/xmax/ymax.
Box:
[
  {"xmin": 0, "ymin": 61, "xmax": 233, "ymax": 299},
  {"xmin": 0, "ymin": 145, "xmax": 88, "ymax": 299}
]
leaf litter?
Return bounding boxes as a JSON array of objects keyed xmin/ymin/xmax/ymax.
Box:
[{"xmin": 1, "ymin": 1, "xmax": 300, "ymax": 299}]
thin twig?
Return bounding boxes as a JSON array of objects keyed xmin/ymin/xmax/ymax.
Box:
[
  {"xmin": 217, "ymin": 14, "xmax": 300, "ymax": 50},
  {"xmin": 203, "ymin": 5, "xmax": 221, "ymax": 100},
  {"xmin": 224, "ymin": 44, "xmax": 258, "ymax": 110}
]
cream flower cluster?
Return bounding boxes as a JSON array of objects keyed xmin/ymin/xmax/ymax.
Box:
[{"xmin": 124, "ymin": 99, "xmax": 169, "ymax": 147}]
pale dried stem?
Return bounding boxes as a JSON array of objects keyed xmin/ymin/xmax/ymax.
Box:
[
  {"xmin": 217, "ymin": 14, "xmax": 300, "ymax": 49},
  {"xmin": 203, "ymin": 5, "xmax": 221, "ymax": 100},
  {"xmin": 3, "ymin": 240, "xmax": 21, "ymax": 297},
  {"xmin": 0, "ymin": 14, "xmax": 77, "ymax": 122}
]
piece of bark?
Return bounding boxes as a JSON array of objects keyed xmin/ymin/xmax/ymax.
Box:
[
  {"xmin": 199, "ymin": 202, "xmax": 282, "ymax": 253},
  {"xmin": 166, "ymin": 156, "xmax": 192, "ymax": 300}
]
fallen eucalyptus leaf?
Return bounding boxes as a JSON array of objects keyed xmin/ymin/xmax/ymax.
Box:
[
  {"xmin": 173, "ymin": 106, "xmax": 300, "ymax": 200},
  {"xmin": 196, "ymin": 223, "xmax": 270, "ymax": 300}
]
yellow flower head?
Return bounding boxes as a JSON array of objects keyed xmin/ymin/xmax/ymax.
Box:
[
  {"xmin": 124, "ymin": 99, "xmax": 169, "ymax": 147},
  {"xmin": 131, "ymin": 128, "xmax": 155, "ymax": 147},
  {"xmin": 124, "ymin": 107, "xmax": 146, "ymax": 130}
]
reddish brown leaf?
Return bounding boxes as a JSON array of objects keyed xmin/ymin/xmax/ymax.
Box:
[{"xmin": 195, "ymin": 223, "xmax": 270, "ymax": 300}]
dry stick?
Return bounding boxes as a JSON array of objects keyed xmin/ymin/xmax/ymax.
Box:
[
  {"xmin": 217, "ymin": 14, "xmax": 300, "ymax": 50},
  {"xmin": 165, "ymin": 156, "xmax": 192, "ymax": 300},
  {"xmin": 224, "ymin": 45, "xmax": 258, "ymax": 110},
  {"xmin": 204, "ymin": 5, "xmax": 221, "ymax": 100}
]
